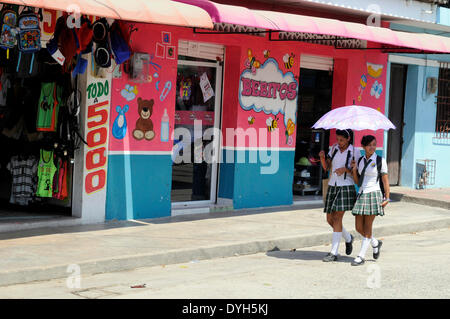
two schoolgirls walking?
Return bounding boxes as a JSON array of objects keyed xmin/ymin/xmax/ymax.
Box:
[{"xmin": 320, "ymin": 133, "xmax": 390, "ymax": 266}]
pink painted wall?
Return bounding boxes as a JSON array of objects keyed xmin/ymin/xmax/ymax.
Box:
[
  {"xmin": 109, "ymin": 24, "xmax": 388, "ymax": 152},
  {"xmin": 331, "ymin": 51, "xmax": 388, "ymax": 147},
  {"xmin": 109, "ymin": 24, "xmax": 178, "ymax": 152}
]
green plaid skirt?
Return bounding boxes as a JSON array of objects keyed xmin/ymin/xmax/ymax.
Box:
[
  {"xmin": 352, "ymin": 190, "xmax": 385, "ymax": 216},
  {"xmin": 323, "ymin": 185, "xmax": 357, "ymax": 214}
]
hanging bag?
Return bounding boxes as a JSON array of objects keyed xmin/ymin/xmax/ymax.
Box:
[
  {"xmin": 16, "ymin": 7, "xmax": 42, "ymax": 75},
  {"xmin": 92, "ymin": 18, "xmax": 112, "ymax": 68},
  {"xmin": 110, "ymin": 20, "xmax": 131, "ymax": 65},
  {"xmin": 0, "ymin": 4, "xmax": 19, "ymax": 59}
]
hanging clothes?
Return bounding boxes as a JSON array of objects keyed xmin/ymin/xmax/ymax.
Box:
[
  {"xmin": 7, "ymin": 155, "xmax": 38, "ymax": 206},
  {"xmin": 0, "ymin": 72, "xmax": 11, "ymax": 106},
  {"xmin": 56, "ymin": 159, "xmax": 68, "ymax": 200},
  {"xmin": 36, "ymin": 82, "xmax": 60, "ymax": 132},
  {"xmin": 52, "ymin": 157, "xmax": 61, "ymax": 198},
  {"xmin": 60, "ymin": 160, "xmax": 68, "ymax": 200},
  {"xmin": 36, "ymin": 149, "xmax": 57, "ymax": 198}
]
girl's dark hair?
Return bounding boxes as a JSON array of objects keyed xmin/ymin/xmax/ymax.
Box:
[
  {"xmin": 336, "ymin": 129, "xmax": 353, "ymax": 144},
  {"xmin": 361, "ymin": 135, "xmax": 376, "ymax": 146}
]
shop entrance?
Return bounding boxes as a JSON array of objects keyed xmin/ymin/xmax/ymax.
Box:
[
  {"xmin": 171, "ymin": 55, "xmax": 223, "ymax": 208},
  {"xmin": 387, "ymin": 63, "xmax": 407, "ymax": 186},
  {"xmin": 293, "ymin": 67, "xmax": 333, "ymax": 201},
  {"xmin": 0, "ymin": 49, "xmax": 77, "ymax": 222}
]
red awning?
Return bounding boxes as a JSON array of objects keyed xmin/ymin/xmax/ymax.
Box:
[
  {"xmin": 0, "ymin": 0, "xmax": 214, "ymax": 28},
  {"xmin": 175, "ymin": 0, "xmax": 450, "ymax": 53}
]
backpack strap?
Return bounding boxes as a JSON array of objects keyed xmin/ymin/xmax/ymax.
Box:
[
  {"xmin": 376, "ymin": 155, "xmax": 382, "ymax": 182},
  {"xmin": 357, "ymin": 156, "xmax": 364, "ymax": 165},
  {"xmin": 343, "ymin": 147, "xmax": 353, "ymax": 179},
  {"xmin": 357, "ymin": 156, "xmax": 364, "ymax": 177},
  {"xmin": 328, "ymin": 144, "xmax": 338, "ymax": 162}
]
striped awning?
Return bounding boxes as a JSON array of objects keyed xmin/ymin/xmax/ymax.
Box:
[{"xmin": 0, "ymin": 0, "xmax": 214, "ymax": 28}]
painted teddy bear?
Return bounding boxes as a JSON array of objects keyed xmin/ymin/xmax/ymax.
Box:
[{"xmin": 133, "ymin": 97, "xmax": 155, "ymax": 141}]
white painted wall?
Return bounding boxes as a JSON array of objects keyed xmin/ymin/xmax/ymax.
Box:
[{"xmin": 73, "ymin": 54, "xmax": 113, "ymax": 223}]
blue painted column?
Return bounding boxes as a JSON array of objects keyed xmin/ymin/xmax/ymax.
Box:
[{"xmin": 106, "ymin": 154, "xmax": 172, "ymax": 220}]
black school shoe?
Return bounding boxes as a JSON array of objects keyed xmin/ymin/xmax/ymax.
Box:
[
  {"xmin": 351, "ymin": 257, "xmax": 365, "ymax": 266},
  {"xmin": 346, "ymin": 234, "xmax": 354, "ymax": 255},
  {"xmin": 322, "ymin": 253, "xmax": 338, "ymax": 262},
  {"xmin": 373, "ymin": 240, "xmax": 383, "ymax": 260}
]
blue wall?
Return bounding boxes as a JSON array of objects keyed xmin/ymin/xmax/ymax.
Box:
[
  {"xmin": 218, "ymin": 149, "xmax": 236, "ymax": 200},
  {"xmin": 399, "ymin": 65, "xmax": 450, "ymax": 188},
  {"xmin": 387, "ymin": 19, "xmax": 450, "ymax": 188},
  {"xmin": 106, "ymin": 154, "xmax": 172, "ymax": 220},
  {"xmin": 219, "ymin": 149, "xmax": 295, "ymax": 209},
  {"xmin": 106, "ymin": 150, "xmax": 296, "ymax": 220},
  {"xmin": 437, "ymin": 6, "xmax": 450, "ymax": 27}
]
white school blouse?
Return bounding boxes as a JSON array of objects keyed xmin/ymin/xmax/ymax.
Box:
[
  {"xmin": 357, "ymin": 152, "xmax": 388, "ymax": 194},
  {"xmin": 327, "ymin": 144, "xmax": 360, "ymax": 187}
]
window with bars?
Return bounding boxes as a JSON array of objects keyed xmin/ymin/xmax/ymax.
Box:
[{"xmin": 436, "ymin": 63, "xmax": 450, "ymax": 138}]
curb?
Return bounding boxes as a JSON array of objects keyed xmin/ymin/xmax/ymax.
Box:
[
  {"xmin": 391, "ymin": 193, "xmax": 450, "ymax": 210},
  {"xmin": 1, "ymin": 216, "xmax": 450, "ymax": 287}
]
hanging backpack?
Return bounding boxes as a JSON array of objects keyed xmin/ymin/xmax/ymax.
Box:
[
  {"xmin": 16, "ymin": 7, "xmax": 42, "ymax": 75},
  {"xmin": 0, "ymin": 4, "xmax": 19, "ymax": 58},
  {"xmin": 110, "ymin": 20, "xmax": 131, "ymax": 65}
]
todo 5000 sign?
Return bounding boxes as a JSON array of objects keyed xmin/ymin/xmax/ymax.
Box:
[{"xmin": 84, "ymin": 98, "xmax": 109, "ymax": 194}]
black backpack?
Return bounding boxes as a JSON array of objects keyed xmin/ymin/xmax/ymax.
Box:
[{"xmin": 357, "ymin": 155, "xmax": 385, "ymax": 198}]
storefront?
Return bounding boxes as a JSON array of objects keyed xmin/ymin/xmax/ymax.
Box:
[
  {"xmin": 2, "ymin": 0, "xmax": 449, "ymax": 227},
  {"xmin": 0, "ymin": 0, "xmax": 213, "ymax": 228},
  {"xmin": 104, "ymin": 18, "xmax": 390, "ymax": 219},
  {"xmin": 0, "ymin": 7, "xmax": 82, "ymax": 223},
  {"xmin": 105, "ymin": 0, "xmax": 450, "ymax": 220}
]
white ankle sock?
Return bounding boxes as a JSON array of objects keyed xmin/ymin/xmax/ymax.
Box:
[
  {"xmin": 342, "ymin": 227, "xmax": 352, "ymax": 243},
  {"xmin": 371, "ymin": 237, "xmax": 379, "ymax": 254},
  {"xmin": 330, "ymin": 232, "xmax": 342, "ymax": 256},
  {"xmin": 371, "ymin": 237, "xmax": 378, "ymax": 247},
  {"xmin": 358, "ymin": 237, "xmax": 371, "ymax": 259}
]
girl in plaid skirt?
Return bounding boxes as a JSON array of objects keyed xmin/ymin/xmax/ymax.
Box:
[
  {"xmin": 350, "ymin": 135, "xmax": 390, "ymax": 266},
  {"xmin": 319, "ymin": 129, "xmax": 359, "ymax": 262}
]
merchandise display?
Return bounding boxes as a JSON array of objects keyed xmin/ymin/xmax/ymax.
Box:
[{"xmin": 0, "ymin": 5, "xmax": 131, "ymax": 213}]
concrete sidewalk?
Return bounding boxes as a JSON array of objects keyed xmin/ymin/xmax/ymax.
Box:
[
  {"xmin": 0, "ymin": 200, "xmax": 449, "ymax": 287},
  {"xmin": 391, "ymin": 187, "xmax": 450, "ymax": 210}
]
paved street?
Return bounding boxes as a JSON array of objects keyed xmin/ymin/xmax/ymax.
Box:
[{"xmin": 0, "ymin": 228, "xmax": 449, "ymax": 299}]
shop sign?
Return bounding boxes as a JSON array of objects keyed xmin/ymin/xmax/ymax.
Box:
[
  {"xmin": 84, "ymin": 81, "xmax": 110, "ymax": 194},
  {"xmin": 239, "ymin": 58, "xmax": 298, "ymax": 128}
]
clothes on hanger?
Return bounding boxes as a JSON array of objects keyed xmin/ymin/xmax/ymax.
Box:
[
  {"xmin": 6, "ymin": 154, "xmax": 38, "ymax": 206},
  {"xmin": 36, "ymin": 148, "xmax": 57, "ymax": 198}
]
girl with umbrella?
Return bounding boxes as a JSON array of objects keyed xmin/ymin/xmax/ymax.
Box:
[
  {"xmin": 313, "ymin": 104, "xmax": 395, "ymax": 264},
  {"xmin": 319, "ymin": 129, "xmax": 359, "ymax": 262},
  {"xmin": 350, "ymin": 135, "xmax": 390, "ymax": 266}
]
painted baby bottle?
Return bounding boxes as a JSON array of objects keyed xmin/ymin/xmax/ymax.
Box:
[{"xmin": 161, "ymin": 108, "xmax": 169, "ymax": 142}]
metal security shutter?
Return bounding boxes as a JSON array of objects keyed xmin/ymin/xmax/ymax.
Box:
[
  {"xmin": 300, "ymin": 55, "xmax": 334, "ymax": 71},
  {"xmin": 178, "ymin": 40, "xmax": 225, "ymax": 61}
]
